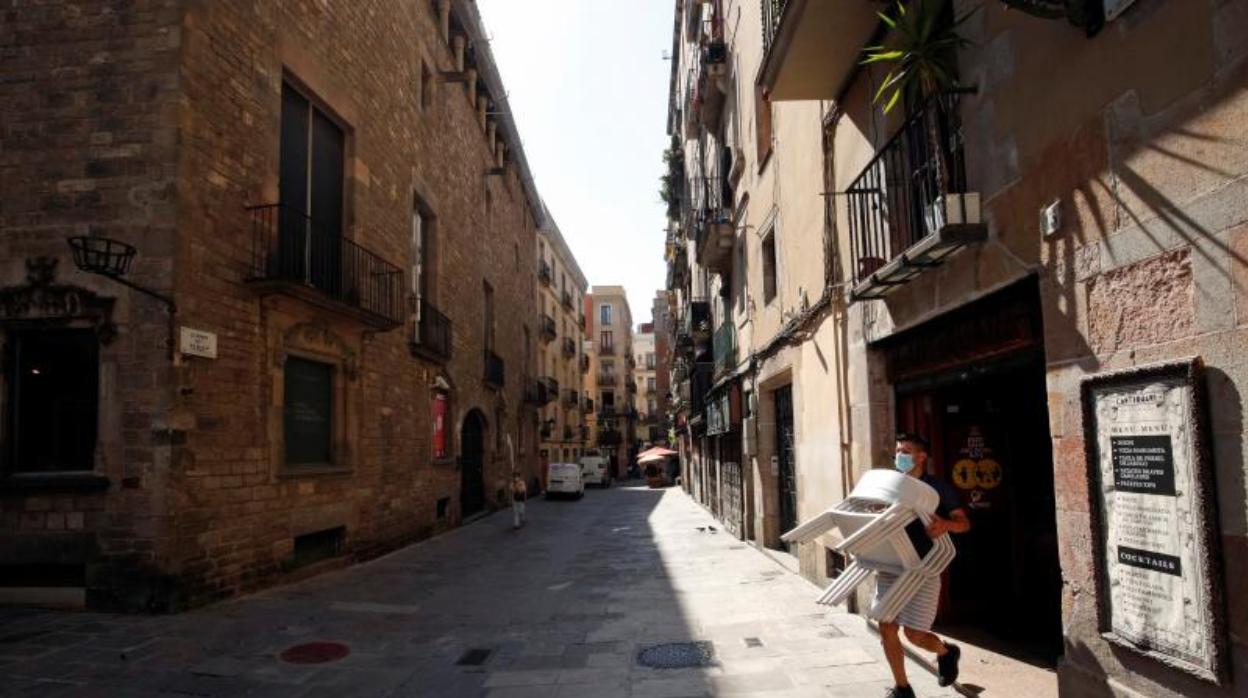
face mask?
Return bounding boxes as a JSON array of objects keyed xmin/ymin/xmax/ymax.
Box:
[{"xmin": 894, "ymin": 452, "xmax": 915, "ymax": 473}]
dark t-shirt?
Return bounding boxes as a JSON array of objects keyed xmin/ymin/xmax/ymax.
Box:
[{"xmin": 904, "ymin": 473, "xmax": 965, "ymax": 558}]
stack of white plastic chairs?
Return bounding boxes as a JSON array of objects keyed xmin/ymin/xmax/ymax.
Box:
[{"xmin": 780, "ymin": 469, "xmax": 955, "ymax": 623}]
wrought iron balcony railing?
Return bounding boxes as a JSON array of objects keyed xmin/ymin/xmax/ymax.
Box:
[
  {"xmin": 845, "ymin": 92, "xmax": 984, "ymax": 300},
  {"xmin": 483, "ymin": 350, "xmax": 505, "ymax": 388},
  {"xmin": 539, "ymin": 313, "xmax": 557, "ymax": 341},
  {"xmin": 761, "ymin": 0, "xmax": 789, "ymax": 53},
  {"xmin": 562, "ymin": 389, "xmax": 579, "ymax": 408},
  {"xmin": 246, "ymin": 204, "xmax": 404, "ymax": 328},
  {"xmin": 596, "ymin": 372, "xmax": 618, "ymax": 386},
  {"xmin": 538, "ymin": 259, "xmax": 552, "ymax": 286},
  {"xmin": 539, "ymin": 376, "xmax": 559, "ymax": 403},
  {"xmin": 561, "ymin": 290, "xmax": 573, "ymax": 310},
  {"xmin": 410, "ymin": 297, "xmax": 452, "ymax": 362},
  {"xmin": 580, "ymin": 354, "xmax": 590, "ymax": 373},
  {"xmin": 598, "ymin": 429, "xmax": 622, "ymax": 446},
  {"xmin": 584, "ymin": 397, "xmax": 594, "ymax": 414},
  {"xmin": 561, "ymin": 337, "xmax": 577, "ymax": 358}
]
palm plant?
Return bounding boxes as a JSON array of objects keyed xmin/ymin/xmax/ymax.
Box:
[{"xmin": 862, "ymin": 0, "xmax": 973, "ymax": 208}]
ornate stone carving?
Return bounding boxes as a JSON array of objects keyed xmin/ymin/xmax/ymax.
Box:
[
  {"xmin": 275, "ymin": 320, "xmax": 358, "ymax": 380},
  {"xmin": 0, "ymin": 257, "xmax": 118, "ymax": 343}
]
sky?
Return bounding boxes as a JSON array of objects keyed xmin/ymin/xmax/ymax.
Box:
[{"xmin": 477, "ymin": 0, "xmax": 673, "ymax": 330}]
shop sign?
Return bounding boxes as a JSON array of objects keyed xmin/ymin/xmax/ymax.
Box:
[
  {"xmin": 1082, "ymin": 358, "xmax": 1227, "ymax": 684},
  {"xmin": 950, "ymin": 425, "xmax": 1002, "ymax": 510}
]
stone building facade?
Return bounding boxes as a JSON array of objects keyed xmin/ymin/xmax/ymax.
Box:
[
  {"xmin": 535, "ymin": 216, "xmax": 589, "ymax": 469},
  {"xmin": 631, "ymin": 326, "xmax": 659, "ymax": 446},
  {"xmin": 585, "ymin": 286, "xmax": 635, "ymax": 476},
  {"xmin": 665, "ymin": 0, "xmax": 1247, "ymax": 695},
  {"xmin": 2, "ymin": 0, "xmax": 545, "ymax": 611}
]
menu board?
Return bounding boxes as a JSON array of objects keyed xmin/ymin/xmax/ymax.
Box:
[{"xmin": 1083, "ymin": 359, "xmax": 1226, "ymax": 684}]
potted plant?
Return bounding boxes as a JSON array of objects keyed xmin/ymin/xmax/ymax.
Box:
[{"xmin": 862, "ymin": 0, "xmax": 979, "ymax": 237}]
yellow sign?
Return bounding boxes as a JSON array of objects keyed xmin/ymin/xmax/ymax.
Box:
[{"xmin": 952, "ymin": 458, "xmax": 1003, "ymax": 490}]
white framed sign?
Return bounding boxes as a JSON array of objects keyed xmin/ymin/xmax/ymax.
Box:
[
  {"xmin": 179, "ymin": 326, "xmax": 217, "ymax": 359},
  {"xmin": 1081, "ymin": 358, "xmax": 1227, "ymax": 684}
]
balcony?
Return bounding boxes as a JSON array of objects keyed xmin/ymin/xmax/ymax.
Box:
[
  {"xmin": 539, "ymin": 313, "xmax": 557, "ymax": 342},
  {"xmin": 539, "ymin": 376, "xmax": 559, "ymax": 405},
  {"xmin": 538, "ymin": 259, "xmax": 552, "ymax": 286},
  {"xmin": 598, "ymin": 429, "xmax": 622, "ymax": 446},
  {"xmin": 578, "ymin": 312, "xmax": 586, "ymax": 330},
  {"xmin": 245, "ymin": 204, "xmax": 404, "ymax": 329},
  {"xmin": 691, "ymin": 177, "xmax": 734, "ymax": 274},
  {"xmin": 483, "ymin": 350, "xmax": 505, "ymax": 388},
  {"xmin": 540, "ymin": 422, "xmax": 553, "ymax": 439},
  {"xmin": 689, "ymin": 361, "xmax": 714, "ymax": 414},
  {"xmin": 410, "ymin": 298, "xmax": 452, "ymax": 362},
  {"xmin": 523, "ymin": 377, "xmax": 543, "ymax": 405},
  {"xmin": 681, "ymin": 298, "xmax": 712, "ymax": 344},
  {"xmin": 580, "ymin": 354, "xmax": 590, "ymax": 373},
  {"xmin": 584, "ymin": 397, "xmax": 594, "ymax": 414},
  {"xmin": 625, "ymin": 376, "xmax": 637, "ymax": 393},
  {"xmin": 666, "ymin": 243, "xmax": 689, "ymax": 290},
  {"xmin": 561, "ymin": 337, "xmax": 577, "ymax": 358},
  {"xmin": 596, "ymin": 372, "xmax": 617, "ymax": 387},
  {"xmin": 599, "ymin": 342, "xmax": 616, "ymax": 356},
  {"xmin": 758, "ymin": 0, "xmax": 880, "ymax": 102},
  {"xmin": 845, "ymin": 93, "xmax": 985, "ymax": 301},
  {"xmin": 713, "ymin": 320, "xmax": 736, "ymax": 376},
  {"xmin": 561, "ymin": 290, "xmax": 573, "ymax": 310},
  {"xmin": 562, "ymin": 389, "xmax": 579, "ymax": 409},
  {"xmin": 599, "ymin": 405, "xmax": 617, "ymax": 420}
]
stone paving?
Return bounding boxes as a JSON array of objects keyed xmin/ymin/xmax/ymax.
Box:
[{"xmin": 0, "ymin": 483, "xmax": 961, "ymax": 697}]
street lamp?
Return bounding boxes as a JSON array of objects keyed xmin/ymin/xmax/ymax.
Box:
[{"xmin": 67, "ymin": 236, "xmax": 176, "ymax": 314}]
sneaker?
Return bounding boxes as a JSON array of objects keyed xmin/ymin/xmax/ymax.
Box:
[
  {"xmin": 937, "ymin": 642, "xmax": 961, "ymax": 687},
  {"xmin": 885, "ymin": 686, "xmax": 916, "ymax": 698}
]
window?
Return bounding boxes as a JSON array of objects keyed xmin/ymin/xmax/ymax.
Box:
[
  {"xmin": 599, "ymin": 303, "xmax": 612, "ymax": 325},
  {"xmin": 281, "ymin": 81, "xmax": 344, "ymax": 234},
  {"xmin": 483, "ymin": 281, "xmax": 495, "ymax": 350},
  {"xmin": 283, "ymin": 356, "xmax": 334, "ymax": 465},
  {"xmin": 600, "ymin": 331, "xmax": 613, "ymax": 352},
  {"xmin": 754, "ymin": 83, "xmax": 773, "ymax": 167},
  {"xmin": 647, "ymin": 377, "xmax": 656, "ymax": 391},
  {"xmin": 602, "ymin": 391, "xmax": 616, "ymax": 407},
  {"xmin": 601, "ymin": 360, "xmax": 615, "ymax": 377},
  {"xmin": 411, "ymin": 208, "xmax": 428, "ymax": 301},
  {"xmin": 4, "ymin": 329, "xmax": 99, "ymax": 473},
  {"xmin": 762, "ymin": 227, "xmax": 778, "ymax": 304}
]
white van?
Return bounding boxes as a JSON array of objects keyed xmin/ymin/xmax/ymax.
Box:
[
  {"xmin": 579, "ymin": 450, "xmax": 610, "ymax": 488},
  {"xmin": 545, "ymin": 462, "xmax": 585, "ymax": 498}
]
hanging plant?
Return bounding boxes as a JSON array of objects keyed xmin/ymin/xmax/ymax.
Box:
[{"xmin": 659, "ymin": 141, "xmax": 685, "ymax": 221}]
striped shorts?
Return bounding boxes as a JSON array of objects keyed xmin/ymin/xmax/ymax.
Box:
[{"xmin": 873, "ymin": 572, "xmax": 941, "ymax": 632}]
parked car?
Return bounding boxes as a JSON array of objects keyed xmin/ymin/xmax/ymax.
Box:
[
  {"xmin": 545, "ymin": 462, "xmax": 585, "ymax": 498},
  {"xmin": 579, "ymin": 451, "xmax": 611, "ymax": 488}
]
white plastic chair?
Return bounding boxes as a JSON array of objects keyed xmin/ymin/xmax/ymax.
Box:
[{"xmin": 781, "ymin": 469, "xmax": 955, "ymax": 623}]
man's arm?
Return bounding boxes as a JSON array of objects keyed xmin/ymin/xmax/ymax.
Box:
[{"xmin": 926, "ymin": 507, "xmax": 971, "ymax": 538}]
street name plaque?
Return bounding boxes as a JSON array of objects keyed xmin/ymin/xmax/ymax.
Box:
[{"xmin": 1081, "ymin": 358, "xmax": 1227, "ymax": 684}]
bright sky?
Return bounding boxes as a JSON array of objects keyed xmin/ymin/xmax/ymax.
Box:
[{"xmin": 477, "ymin": 0, "xmax": 673, "ymax": 330}]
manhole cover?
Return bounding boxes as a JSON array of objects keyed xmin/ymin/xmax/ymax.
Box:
[
  {"xmin": 279, "ymin": 641, "xmax": 350, "ymax": 664},
  {"xmin": 636, "ymin": 641, "xmax": 716, "ymax": 669},
  {"xmin": 456, "ymin": 648, "xmax": 493, "ymax": 666}
]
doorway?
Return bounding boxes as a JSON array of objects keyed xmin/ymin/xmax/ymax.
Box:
[
  {"xmin": 773, "ymin": 385, "xmax": 797, "ymax": 550},
  {"xmin": 460, "ymin": 410, "xmax": 486, "ymax": 517},
  {"xmin": 888, "ymin": 280, "xmax": 1062, "ymax": 666}
]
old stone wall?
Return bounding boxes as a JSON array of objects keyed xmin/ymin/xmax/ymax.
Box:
[
  {"xmin": 2, "ymin": 0, "xmax": 540, "ymax": 610},
  {"xmin": 165, "ymin": 0, "xmax": 539, "ymax": 608},
  {"xmin": 0, "ymin": 0, "xmax": 184, "ymax": 610}
]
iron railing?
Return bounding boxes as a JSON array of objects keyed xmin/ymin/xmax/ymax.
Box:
[
  {"xmin": 411, "ymin": 297, "xmax": 451, "ymax": 361},
  {"xmin": 761, "ymin": 0, "xmax": 789, "ymax": 53},
  {"xmin": 598, "ymin": 429, "xmax": 622, "ymax": 446},
  {"xmin": 580, "ymin": 354, "xmax": 590, "ymax": 373},
  {"xmin": 845, "ymin": 93, "xmax": 968, "ymax": 286},
  {"xmin": 563, "ymin": 425, "xmax": 574, "ymax": 440},
  {"xmin": 561, "ymin": 337, "xmax": 577, "ymax": 358},
  {"xmin": 538, "ymin": 259, "xmax": 552, "ymax": 285},
  {"xmin": 539, "ymin": 376, "xmax": 559, "ymax": 402},
  {"xmin": 561, "ymin": 290, "xmax": 573, "ymax": 310},
  {"xmin": 681, "ymin": 298, "xmax": 712, "ymax": 338},
  {"xmin": 563, "ymin": 389, "xmax": 579, "ymax": 408},
  {"xmin": 246, "ymin": 204, "xmax": 404, "ymax": 325},
  {"xmin": 690, "ymin": 361, "xmax": 714, "ymax": 414},
  {"xmin": 539, "ymin": 313, "xmax": 557, "ymax": 341},
  {"xmin": 584, "ymin": 397, "xmax": 594, "ymax": 414},
  {"xmin": 596, "ymin": 372, "xmax": 618, "ymax": 386},
  {"xmin": 484, "ymin": 350, "xmax": 505, "ymax": 387}
]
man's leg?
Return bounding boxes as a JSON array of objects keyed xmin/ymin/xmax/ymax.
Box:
[
  {"xmin": 902, "ymin": 627, "xmax": 949, "ymax": 656},
  {"xmin": 879, "ymin": 621, "xmax": 910, "ymax": 688}
]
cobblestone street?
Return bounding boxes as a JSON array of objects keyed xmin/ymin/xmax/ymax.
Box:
[{"xmin": 0, "ymin": 484, "xmax": 959, "ymax": 697}]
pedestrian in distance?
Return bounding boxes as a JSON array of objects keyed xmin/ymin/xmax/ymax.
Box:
[
  {"xmin": 881, "ymin": 433, "xmax": 970, "ymax": 698},
  {"xmin": 511, "ymin": 471, "xmax": 528, "ymax": 530}
]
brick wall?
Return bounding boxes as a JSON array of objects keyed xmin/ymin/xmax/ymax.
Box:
[{"xmin": 2, "ymin": 0, "xmax": 540, "ymax": 610}]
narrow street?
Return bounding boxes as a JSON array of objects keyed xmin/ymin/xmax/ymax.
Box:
[{"xmin": 0, "ymin": 485, "xmax": 958, "ymax": 698}]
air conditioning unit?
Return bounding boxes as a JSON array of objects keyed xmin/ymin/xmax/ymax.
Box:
[{"xmin": 742, "ymin": 415, "xmax": 758, "ymax": 456}]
